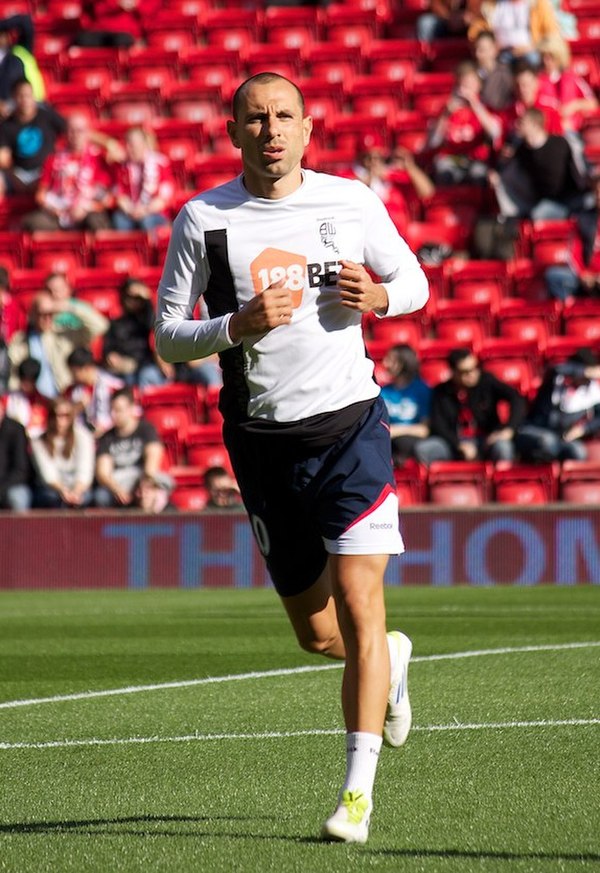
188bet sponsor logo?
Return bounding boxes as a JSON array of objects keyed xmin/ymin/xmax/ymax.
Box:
[{"xmin": 250, "ymin": 247, "xmax": 341, "ymax": 306}]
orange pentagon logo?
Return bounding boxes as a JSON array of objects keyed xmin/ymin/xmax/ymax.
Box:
[{"xmin": 250, "ymin": 247, "xmax": 307, "ymax": 308}]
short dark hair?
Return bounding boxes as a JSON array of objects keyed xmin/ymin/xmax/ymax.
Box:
[
  {"xmin": 231, "ymin": 72, "xmax": 305, "ymax": 121},
  {"xmin": 67, "ymin": 347, "xmax": 94, "ymax": 369},
  {"xmin": 474, "ymin": 30, "xmax": 496, "ymax": 44},
  {"xmin": 513, "ymin": 58, "xmax": 538, "ymax": 77},
  {"xmin": 11, "ymin": 76, "xmax": 32, "ymax": 96},
  {"xmin": 388, "ymin": 344, "xmax": 420, "ymax": 381},
  {"xmin": 455, "ymin": 60, "xmax": 478, "ymax": 81},
  {"xmin": 0, "ymin": 265, "xmax": 9, "ymax": 289},
  {"xmin": 111, "ymin": 387, "xmax": 135, "ymax": 405},
  {"xmin": 522, "ymin": 107, "xmax": 546, "ymax": 128},
  {"xmin": 17, "ymin": 357, "xmax": 41, "ymax": 382},
  {"xmin": 448, "ymin": 347, "xmax": 474, "ymax": 370},
  {"xmin": 204, "ymin": 466, "xmax": 229, "ymax": 487}
]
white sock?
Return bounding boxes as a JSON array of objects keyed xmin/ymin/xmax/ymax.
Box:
[{"xmin": 341, "ymin": 731, "xmax": 382, "ymax": 800}]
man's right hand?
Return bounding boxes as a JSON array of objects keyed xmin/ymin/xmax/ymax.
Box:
[{"xmin": 229, "ymin": 281, "xmax": 293, "ymax": 343}]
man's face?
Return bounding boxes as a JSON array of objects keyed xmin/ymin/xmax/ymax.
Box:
[
  {"xmin": 208, "ymin": 474, "xmax": 239, "ymax": 507},
  {"xmin": 474, "ymin": 36, "xmax": 497, "ymax": 68},
  {"xmin": 14, "ymin": 83, "xmax": 36, "ymax": 116},
  {"xmin": 110, "ymin": 397, "xmax": 135, "ymax": 429},
  {"xmin": 45, "ymin": 274, "xmax": 72, "ymax": 301},
  {"xmin": 227, "ymin": 79, "xmax": 312, "ymax": 193},
  {"xmin": 70, "ymin": 364, "xmax": 94, "ymax": 386},
  {"xmin": 67, "ymin": 116, "xmax": 89, "ymax": 151},
  {"xmin": 452, "ymin": 354, "xmax": 481, "ymax": 389},
  {"xmin": 515, "ymin": 71, "xmax": 539, "ymax": 106},
  {"xmin": 126, "ymin": 130, "xmax": 147, "ymax": 162},
  {"xmin": 32, "ymin": 299, "xmax": 55, "ymax": 332}
]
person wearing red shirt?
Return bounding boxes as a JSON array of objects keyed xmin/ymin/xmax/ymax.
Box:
[
  {"xmin": 538, "ymin": 35, "xmax": 598, "ymax": 136},
  {"xmin": 501, "ymin": 59, "xmax": 563, "ymax": 144},
  {"xmin": 22, "ymin": 113, "xmax": 113, "ymax": 232},
  {"xmin": 426, "ymin": 60, "xmax": 502, "ymax": 185},
  {"xmin": 113, "ymin": 127, "xmax": 174, "ymax": 232}
]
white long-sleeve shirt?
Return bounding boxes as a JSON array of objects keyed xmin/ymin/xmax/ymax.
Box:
[
  {"xmin": 156, "ymin": 170, "xmax": 429, "ymax": 423},
  {"xmin": 31, "ymin": 423, "xmax": 95, "ymax": 490}
]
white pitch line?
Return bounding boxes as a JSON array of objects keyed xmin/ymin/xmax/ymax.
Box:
[
  {"xmin": 1, "ymin": 640, "xmax": 599, "ymax": 712},
  {"xmin": 1, "ymin": 718, "xmax": 599, "ymax": 752}
]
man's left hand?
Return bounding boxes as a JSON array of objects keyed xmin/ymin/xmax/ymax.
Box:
[{"xmin": 337, "ymin": 260, "xmax": 388, "ymax": 314}]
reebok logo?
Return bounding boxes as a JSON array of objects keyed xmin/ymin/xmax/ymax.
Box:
[{"xmin": 370, "ymin": 522, "xmax": 393, "ymax": 529}]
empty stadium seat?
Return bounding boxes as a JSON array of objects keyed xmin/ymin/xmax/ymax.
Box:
[
  {"xmin": 242, "ymin": 44, "xmax": 302, "ymax": 79},
  {"xmin": 0, "ymin": 231, "xmax": 27, "ymax": 269},
  {"xmin": 30, "ymin": 231, "xmax": 88, "ymax": 273},
  {"xmin": 345, "ymin": 75, "xmax": 404, "ymax": 118},
  {"xmin": 322, "ymin": 4, "xmax": 381, "ymax": 47},
  {"xmin": 263, "ymin": 5, "xmax": 320, "ymax": 50},
  {"xmin": 562, "ymin": 301, "xmax": 600, "ymax": 344},
  {"xmin": 127, "ymin": 48, "xmax": 181, "ymax": 90},
  {"xmin": 444, "ymin": 259, "xmax": 507, "ymax": 310},
  {"xmin": 202, "ymin": 8, "xmax": 259, "ymax": 51},
  {"xmin": 369, "ymin": 314, "xmax": 427, "ymax": 348},
  {"xmin": 530, "ymin": 219, "xmax": 578, "ymax": 267},
  {"xmin": 405, "ymin": 222, "xmax": 470, "ymax": 254},
  {"xmin": 144, "ymin": 13, "xmax": 199, "ymax": 52},
  {"xmin": 141, "ymin": 383, "xmax": 201, "ymax": 419},
  {"xmin": 171, "ymin": 486, "xmax": 209, "ymax": 511},
  {"xmin": 394, "ymin": 460, "xmax": 427, "ymax": 506},
  {"xmin": 418, "ymin": 338, "xmax": 462, "ymax": 386},
  {"xmin": 506, "ymin": 257, "xmax": 547, "ymax": 302},
  {"xmin": 479, "ymin": 338, "xmax": 542, "ymax": 396},
  {"xmin": 186, "ymin": 442, "xmax": 232, "ymax": 474},
  {"xmin": 105, "ymin": 83, "xmax": 162, "ymax": 125},
  {"xmin": 433, "ymin": 300, "xmax": 493, "ymax": 350},
  {"xmin": 302, "ymin": 43, "xmax": 362, "ymax": 85},
  {"xmin": 92, "ymin": 231, "xmax": 149, "ymax": 273},
  {"xmin": 497, "ymin": 299, "xmax": 560, "ymax": 349},
  {"xmin": 544, "ymin": 336, "xmax": 595, "ymax": 366},
  {"xmin": 493, "ymin": 462, "xmax": 559, "ymax": 504},
  {"xmin": 560, "ymin": 461, "xmax": 600, "ymax": 503},
  {"xmin": 166, "ymin": 81, "xmax": 223, "ymax": 123},
  {"xmin": 428, "ymin": 461, "xmax": 492, "ymax": 506}
]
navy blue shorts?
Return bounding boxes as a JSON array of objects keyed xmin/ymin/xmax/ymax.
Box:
[{"xmin": 224, "ymin": 396, "xmax": 403, "ymax": 597}]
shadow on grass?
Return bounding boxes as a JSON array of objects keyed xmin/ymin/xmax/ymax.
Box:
[{"xmin": 1, "ymin": 817, "xmax": 599, "ymax": 864}]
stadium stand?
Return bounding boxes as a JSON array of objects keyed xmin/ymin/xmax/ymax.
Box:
[{"xmin": 1, "ymin": 0, "xmax": 599, "ymax": 508}]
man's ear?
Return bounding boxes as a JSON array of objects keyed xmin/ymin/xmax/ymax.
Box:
[{"xmin": 227, "ymin": 119, "xmax": 240, "ymax": 149}]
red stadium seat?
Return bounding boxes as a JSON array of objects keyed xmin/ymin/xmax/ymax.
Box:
[
  {"xmin": 394, "ymin": 460, "xmax": 427, "ymax": 506},
  {"xmin": 493, "ymin": 462, "xmax": 559, "ymax": 504},
  {"xmin": 366, "ymin": 39, "xmax": 423, "ymax": 79},
  {"xmin": 0, "ymin": 231, "xmax": 27, "ymax": 269},
  {"xmin": 192, "ymin": 155, "xmax": 242, "ymax": 191},
  {"xmin": 171, "ymin": 486, "xmax": 209, "ymax": 511},
  {"xmin": 30, "ymin": 231, "xmax": 88, "ymax": 273},
  {"xmin": 506, "ymin": 257, "xmax": 547, "ymax": 302},
  {"xmin": 322, "ymin": 4, "xmax": 381, "ymax": 47},
  {"xmin": 345, "ymin": 75, "xmax": 404, "ymax": 118},
  {"xmin": 166, "ymin": 82, "xmax": 223, "ymax": 124},
  {"xmin": 544, "ymin": 336, "xmax": 596, "ymax": 366},
  {"xmin": 411, "ymin": 72, "xmax": 454, "ymax": 116},
  {"xmin": 185, "ymin": 442, "xmax": 232, "ymax": 474},
  {"xmin": 45, "ymin": 82, "xmax": 102, "ymax": 118},
  {"xmin": 370, "ymin": 314, "xmax": 427, "ymax": 348},
  {"xmin": 302, "ymin": 43, "xmax": 362, "ymax": 85},
  {"xmin": 560, "ymin": 461, "xmax": 600, "ymax": 503},
  {"xmin": 530, "ymin": 218, "xmax": 578, "ymax": 267},
  {"xmin": 425, "ymin": 38, "xmax": 470, "ymax": 71},
  {"xmin": 243, "ymin": 45, "xmax": 303, "ymax": 80},
  {"xmin": 184, "ymin": 422, "xmax": 224, "ymax": 448},
  {"xmin": 202, "ymin": 8, "xmax": 259, "ymax": 51},
  {"xmin": 141, "ymin": 383, "xmax": 201, "ymax": 419},
  {"xmin": 168, "ymin": 466, "xmax": 206, "ymax": 487},
  {"xmin": 263, "ymin": 5, "xmax": 320, "ymax": 50},
  {"xmin": 433, "ymin": 300, "xmax": 494, "ymax": 350},
  {"xmin": 405, "ymin": 222, "xmax": 471, "ymax": 254},
  {"xmin": 584, "ymin": 438, "xmax": 600, "ymax": 461},
  {"xmin": 418, "ymin": 338, "xmax": 461, "ymax": 386},
  {"xmin": 497, "ymin": 299, "xmax": 560, "ymax": 350},
  {"xmin": 445, "ymin": 259, "xmax": 507, "ymax": 310},
  {"xmin": 180, "ymin": 46, "xmax": 241, "ymax": 81},
  {"xmin": 562, "ymin": 301, "xmax": 600, "ymax": 344},
  {"xmin": 91, "ymin": 231, "xmax": 149, "ymax": 274},
  {"xmin": 63, "ymin": 46, "xmax": 122, "ymax": 85},
  {"xmin": 127, "ymin": 49, "xmax": 181, "ymax": 90},
  {"xmin": 144, "ymin": 13, "xmax": 199, "ymax": 52},
  {"xmin": 389, "ymin": 110, "xmax": 428, "ymax": 152},
  {"xmin": 479, "ymin": 338, "xmax": 542, "ymax": 396},
  {"xmin": 105, "ymin": 83, "xmax": 162, "ymax": 125},
  {"xmin": 428, "ymin": 462, "xmax": 492, "ymax": 506}
]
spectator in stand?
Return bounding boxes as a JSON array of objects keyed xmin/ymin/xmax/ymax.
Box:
[
  {"xmin": 415, "ymin": 347, "xmax": 526, "ymax": 464},
  {"xmin": 379, "ymin": 344, "xmax": 431, "ymax": 466},
  {"xmin": 8, "ymin": 290, "xmax": 108, "ymax": 396},
  {"xmin": 4, "ymin": 357, "xmax": 49, "ymax": 438},
  {"xmin": 66, "ymin": 346, "xmax": 124, "ymax": 436},
  {"xmin": 21, "ymin": 113, "xmax": 113, "ymax": 232},
  {"xmin": 490, "ymin": 107, "xmax": 588, "ymax": 220},
  {"xmin": 0, "ymin": 397, "xmax": 32, "ymax": 511},
  {"xmin": 44, "ymin": 271, "xmax": 109, "ymax": 333},
  {"xmin": 31, "ymin": 396, "xmax": 95, "ymax": 508},
  {"xmin": 473, "ymin": 30, "xmax": 514, "ymax": 111},
  {"xmin": 104, "ymin": 277, "xmax": 172, "ymax": 388},
  {"xmin": 544, "ymin": 176, "xmax": 600, "ymax": 301},
  {"xmin": 113, "ymin": 127, "xmax": 174, "ymax": 233},
  {"xmin": 0, "ymin": 28, "xmax": 24, "ymax": 120},
  {"xmin": 426, "ymin": 60, "xmax": 502, "ymax": 185},
  {"xmin": 468, "ymin": 0, "xmax": 559, "ymax": 66},
  {"xmin": 0, "ymin": 78, "xmax": 65, "ymax": 198},
  {"xmin": 132, "ymin": 472, "xmax": 176, "ymax": 513},
  {"xmin": 0, "ymin": 265, "xmax": 22, "ymax": 345},
  {"xmin": 345, "ymin": 136, "xmax": 435, "ymax": 234},
  {"xmin": 538, "ymin": 35, "xmax": 598, "ymax": 138},
  {"xmin": 94, "ymin": 386, "xmax": 164, "ymax": 508},
  {"xmin": 417, "ymin": 0, "xmax": 483, "ymax": 43},
  {"xmin": 502, "ymin": 60, "xmax": 563, "ymax": 143},
  {"xmin": 0, "ymin": 14, "xmax": 46, "ymax": 105},
  {"xmin": 73, "ymin": 0, "xmax": 161, "ymax": 49},
  {"xmin": 516, "ymin": 348, "xmax": 600, "ymax": 461},
  {"xmin": 204, "ymin": 465, "xmax": 242, "ymax": 510}
]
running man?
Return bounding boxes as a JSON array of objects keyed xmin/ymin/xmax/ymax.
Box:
[{"xmin": 155, "ymin": 73, "xmax": 429, "ymax": 844}]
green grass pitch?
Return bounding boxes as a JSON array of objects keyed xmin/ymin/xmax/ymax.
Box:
[{"xmin": 0, "ymin": 585, "xmax": 599, "ymax": 873}]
